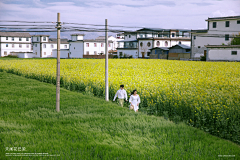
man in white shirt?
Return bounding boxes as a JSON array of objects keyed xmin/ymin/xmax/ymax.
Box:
[{"xmin": 113, "ymin": 84, "xmax": 128, "ymax": 107}]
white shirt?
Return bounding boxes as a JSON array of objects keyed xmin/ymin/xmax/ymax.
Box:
[
  {"xmin": 129, "ymin": 95, "xmax": 141, "ymax": 105},
  {"xmin": 113, "ymin": 89, "xmax": 127, "ymax": 101}
]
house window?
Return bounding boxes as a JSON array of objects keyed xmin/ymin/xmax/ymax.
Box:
[
  {"xmin": 35, "ymin": 52, "xmax": 37, "ymax": 55},
  {"xmin": 213, "ymin": 22, "xmax": 217, "ymax": 28},
  {"xmin": 4, "ymin": 51, "xmax": 7, "ymax": 55},
  {"xmin": 43, "ymin": 37, "xmax": 46, "ymax": 41},
  {"xmin": 86, "ymin": 51, "xmax": 89, "ymax": 55},
  {"xmin": 19, "ymin": 44, "xmax": 22, "ymax": 48},
  {"xmin": 12, "ymin": 44, "xmax": 14, "ymax": 48},
  {"xmin": 6, "ymin": 37, "xmax": 8, "ymax": 40},
  {"xmin": 19, "ymin": 37, "xmax": 22, "ymax": 41},
  {"xmin": 225, "ymin": 34, "xmax": 229, "ymax": 41},
  {"xmin": 237, "ymin": 20, "xmax": 240, "ymax": 24},
  {"xmin": 147, "ymin": 52, "xmax": 151, "ymax": 56},
  {"xmin": 35, "ymin": 44, "xmax": 37, "ymax": 47},
  {"xmin": 6, "ymin": 44, "xmax": 8, "ymax": 47},
  {"xmin": 27, "ymin": 44, "xmax": 29, "ymax": 48},
  {"xmin": 179, "ymin": 41, "xmax": 181, "ymax": 44},
  {"xmin": 94, "ymin": 43, "xmax": 97, "ymax": 47},
  {"xmin": 226, "ymin": 21, "xmax": 229, "ymax": 27},
  {"xmin": 51, "ymin": 44, "xmax": 54, "ymax": 48},
  {"xmin": 37, "ymin": 37, "xmax": 39, "ymax": 41},
  {"xmin": 26, "ymin": 38, "xmax": 29, "ymax": 41},
  {"xmin": 198, "ymin": 46, "xmax": 201, "ymax": 48},
  {"xmin": 12, "ymin": 37, "xmax": 14, "ymax": 41},
  {"xmin": 194, "ymin": 36, "xmax": 196, "ymax": 39},
  {"xmin": 86, "ymin": 43, "xmax": 89, "ymax": 47},
  {"xmin": 147, "ymin": 42, "xmax": 151, "ymax": 47},
  {"xmin": 101, "ymin": 43, "xmax": 104, "ymax": 47},
  {"xmin": 43, "ymin": 44, "xmax": 46, "ymax": 48},
  {"xmin": 109, "ymin": 43, "xmax": 111, "ymax": 47},
  {"xmin": 172, "ymin": 33, "xmax": 175, "ymax": 37},
  {"xmin": 44, "ymin": 52, "xmax": 46, "ymax": 55},
  {"xmin": 231, "ymin": 51, "xmax": 237, "ymax": 55},
  {"xmin": 64, "ymin": 45, "xmax": 67, "ymax": 48},
  {"xmin": 156, "ymin": 41, "xmax": 160, "ymax": 47},
  {"xmin": 94, "ymin": 51, "xmax": 97, "ymax": 55},
  {"xmin": 165, "ymin": 41, "xmax": 168, "ymax": 47},
  {"xmin": 140, "ymin": 42, "xmax": 143, "ymax": 47},
  {"xmin": 129, "ymin": 35, "xmax": 131, "ymax": 38}
]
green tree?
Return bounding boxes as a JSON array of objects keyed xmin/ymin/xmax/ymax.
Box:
[{"xmin": 230, "ymin": 32, "xmax": 240, "ymax": 45}]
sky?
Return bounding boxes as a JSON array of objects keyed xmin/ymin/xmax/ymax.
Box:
[{"xmin": 0, "ymin": 0, "xmax": 240, "ymax": 38}]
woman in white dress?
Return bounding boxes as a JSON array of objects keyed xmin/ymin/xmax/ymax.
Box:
[{"xmin": 129, "ymin": 90, "xmax": 141, "ymax": 112}]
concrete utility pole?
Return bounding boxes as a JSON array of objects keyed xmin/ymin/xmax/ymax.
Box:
[
  {"xmin": 105, "ymin": 19, "xmax": 109, "ymax": 101},
  {"xmin": 56, "ymin": 13, "xmax": 61, "ymax": 112}
]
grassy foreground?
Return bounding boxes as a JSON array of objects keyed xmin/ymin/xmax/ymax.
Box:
[{"xmin": 0, "ymin": 72, "xmax": 239, "ymax": 160}]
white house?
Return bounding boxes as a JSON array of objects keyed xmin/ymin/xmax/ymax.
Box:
[
  {"xmin": 117, "ymin": 28, "xmax": 191, "ymax": 58},
  {"xmin": 0, "ymin": 32, "xmax": 32, "ymax": 57},
  {"xmin": 191, "ymin": 16, "xmax": 240, "ymax": 59},
  {"xmin": 66, "ymin": 34, "xmax": 117, "ymax": 58},
  {"xmin": 205, "ymin": 45, "xmax": 240, "ymax": 61},
  {"xmin": 32, "ymin": 35, "xmax": 69, "ymax": 58}
]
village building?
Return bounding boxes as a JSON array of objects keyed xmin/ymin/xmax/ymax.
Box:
[
  {"xmin": 168, "ymin": 44, "xmax": 191, "ymax": 60},
  {"xmin": 32, "ymin": 35, "xmax": 69, "ymax": 58},
  {"xmin": 0, "ymin": 32, "xmax": 32, "ymax": 57},
  {"xmin": 205, "ymin": 45, "xmax": 240, "ymax": 61},
  {"xmin": 117, "ymin": 28, "xmax": 191, "ymax": 58},
  {"xmin": 149, "ymin": 47, "xmax": 169, "ymax": 59},
  {"xmin": 55, "ymin": 34, "xmax": 121, "ymax": 58},
  {"xmin": 191, "ymin": 16, "xmax": 240, "ymax": 59}
]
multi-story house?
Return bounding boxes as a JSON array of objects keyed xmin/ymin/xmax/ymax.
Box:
[
  {"xmin": 117, "ymin": 28, "xmax": 191, "ymax": 58},
  {"xmin": 191, "ymin": 16, "xmax": 240, "ymax": 59},
  {"xmin": 0, "ymin": 32, "xmax": 32, "ymax": 57},
  {"xmin": 67, "ymin": 34, "xmax": 116, "ymax": 58},
  {"xmin": 32, "ymin": 35, "xmax": 69, "ymax": 58}
]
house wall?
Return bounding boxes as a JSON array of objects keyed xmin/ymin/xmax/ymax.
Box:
[
  {"xmin": 52, "ymin": 49, "xmax": 70, "ymax": 58},
  {"xmin": 138, "ymin": 40, "xmax": 153, "ymax": 58},
  {"xmin": 192, "ymin": 19, "xmax": 240, "ymax": 58},
  {"xmin": 84, "ymin": 42, "xmax": 113, "ymax": 55},
  {"xmin": 0, "ymin": 36, "xmax": 32, "ymax": 57},
  {"xmin": 117, "ymin": 49, "xmax": 138, "ymax": 58},
  {"xmin": 1, "ymin": 43, "xmax": 32, "ymax": 56},
  {"xmin": 168, "ymin": 53, "xmax": 190, "ymax": 60},
  {"xmin": 207, "ymin": 47, "xmax": 240, "ymax": 61},
  {"xmin": 149, "ymin": 50, "xmax": 168, "ymax": 59},
  {"xmin": 209, "ymin": 19, "xmax": 240, "ymax": 31},
  {"xmin": 69, "ymin": 41, "xmax": 84, "ymax": 58},
  {"xmin": 17, "ymin": 52, "xmax": 36, "ymax": 58},
  {"xmin": 32, "ymin": 42, "xmax": 69, "ymax": 58},
  {"xmin": 124, "ymin": 33, "xmax": 137, "ymax": 41}
]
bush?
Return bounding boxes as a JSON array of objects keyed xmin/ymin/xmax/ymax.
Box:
[
  {"xmin": 113, "ymin": 55, "xmax": 118, "ymax": 59},
  {"xmin": 4, "ymin": 55, "xmax": 18, "ymax": 58},
  {"xmin": 200, "ymin": 56, "xmax": 206, "ymax": 61}
]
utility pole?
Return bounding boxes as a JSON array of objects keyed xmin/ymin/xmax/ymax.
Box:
[
  {"xmin": 56, "ymin": 13, "xmax": 61, "ymax": 112},
  {"xmin": 105, "ymin": 19, "xmax": 109, "ymax": 101}
]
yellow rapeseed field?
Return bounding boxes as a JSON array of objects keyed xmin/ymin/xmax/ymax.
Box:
[{"xmin": 0, "ymin": 59, "xmax": 239, "ymax": 143}]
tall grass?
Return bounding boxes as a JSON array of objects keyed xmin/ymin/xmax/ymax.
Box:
[
  {"xmin": 0, "ymin": 58, "xmax": 239, "ymax": 145},
  {"xmin": 1, "ymin": 72, "xmax": 240, "ymax": 159}
]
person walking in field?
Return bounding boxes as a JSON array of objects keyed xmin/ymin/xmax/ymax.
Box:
[
  {"xmin": 113, "ymin": 84, "xmax": 128, "ymax": 107},
  {"xmin": 129, "ymin": 89, "xmax": 140, "ymax": 112}
]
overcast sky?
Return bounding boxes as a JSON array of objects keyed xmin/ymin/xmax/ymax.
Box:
[{"xmin": 0, "ymin": 0, "xmax": 240, "ymax": 32}]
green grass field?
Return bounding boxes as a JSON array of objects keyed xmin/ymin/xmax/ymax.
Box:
[{"xmin": 0, "ymin": 71, "xmax": 239, "ymax": 160}]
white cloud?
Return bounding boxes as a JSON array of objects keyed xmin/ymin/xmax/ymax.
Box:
[{"xmin": 0, "ymin": 0, "xmax": 239, "ymax": 32}]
